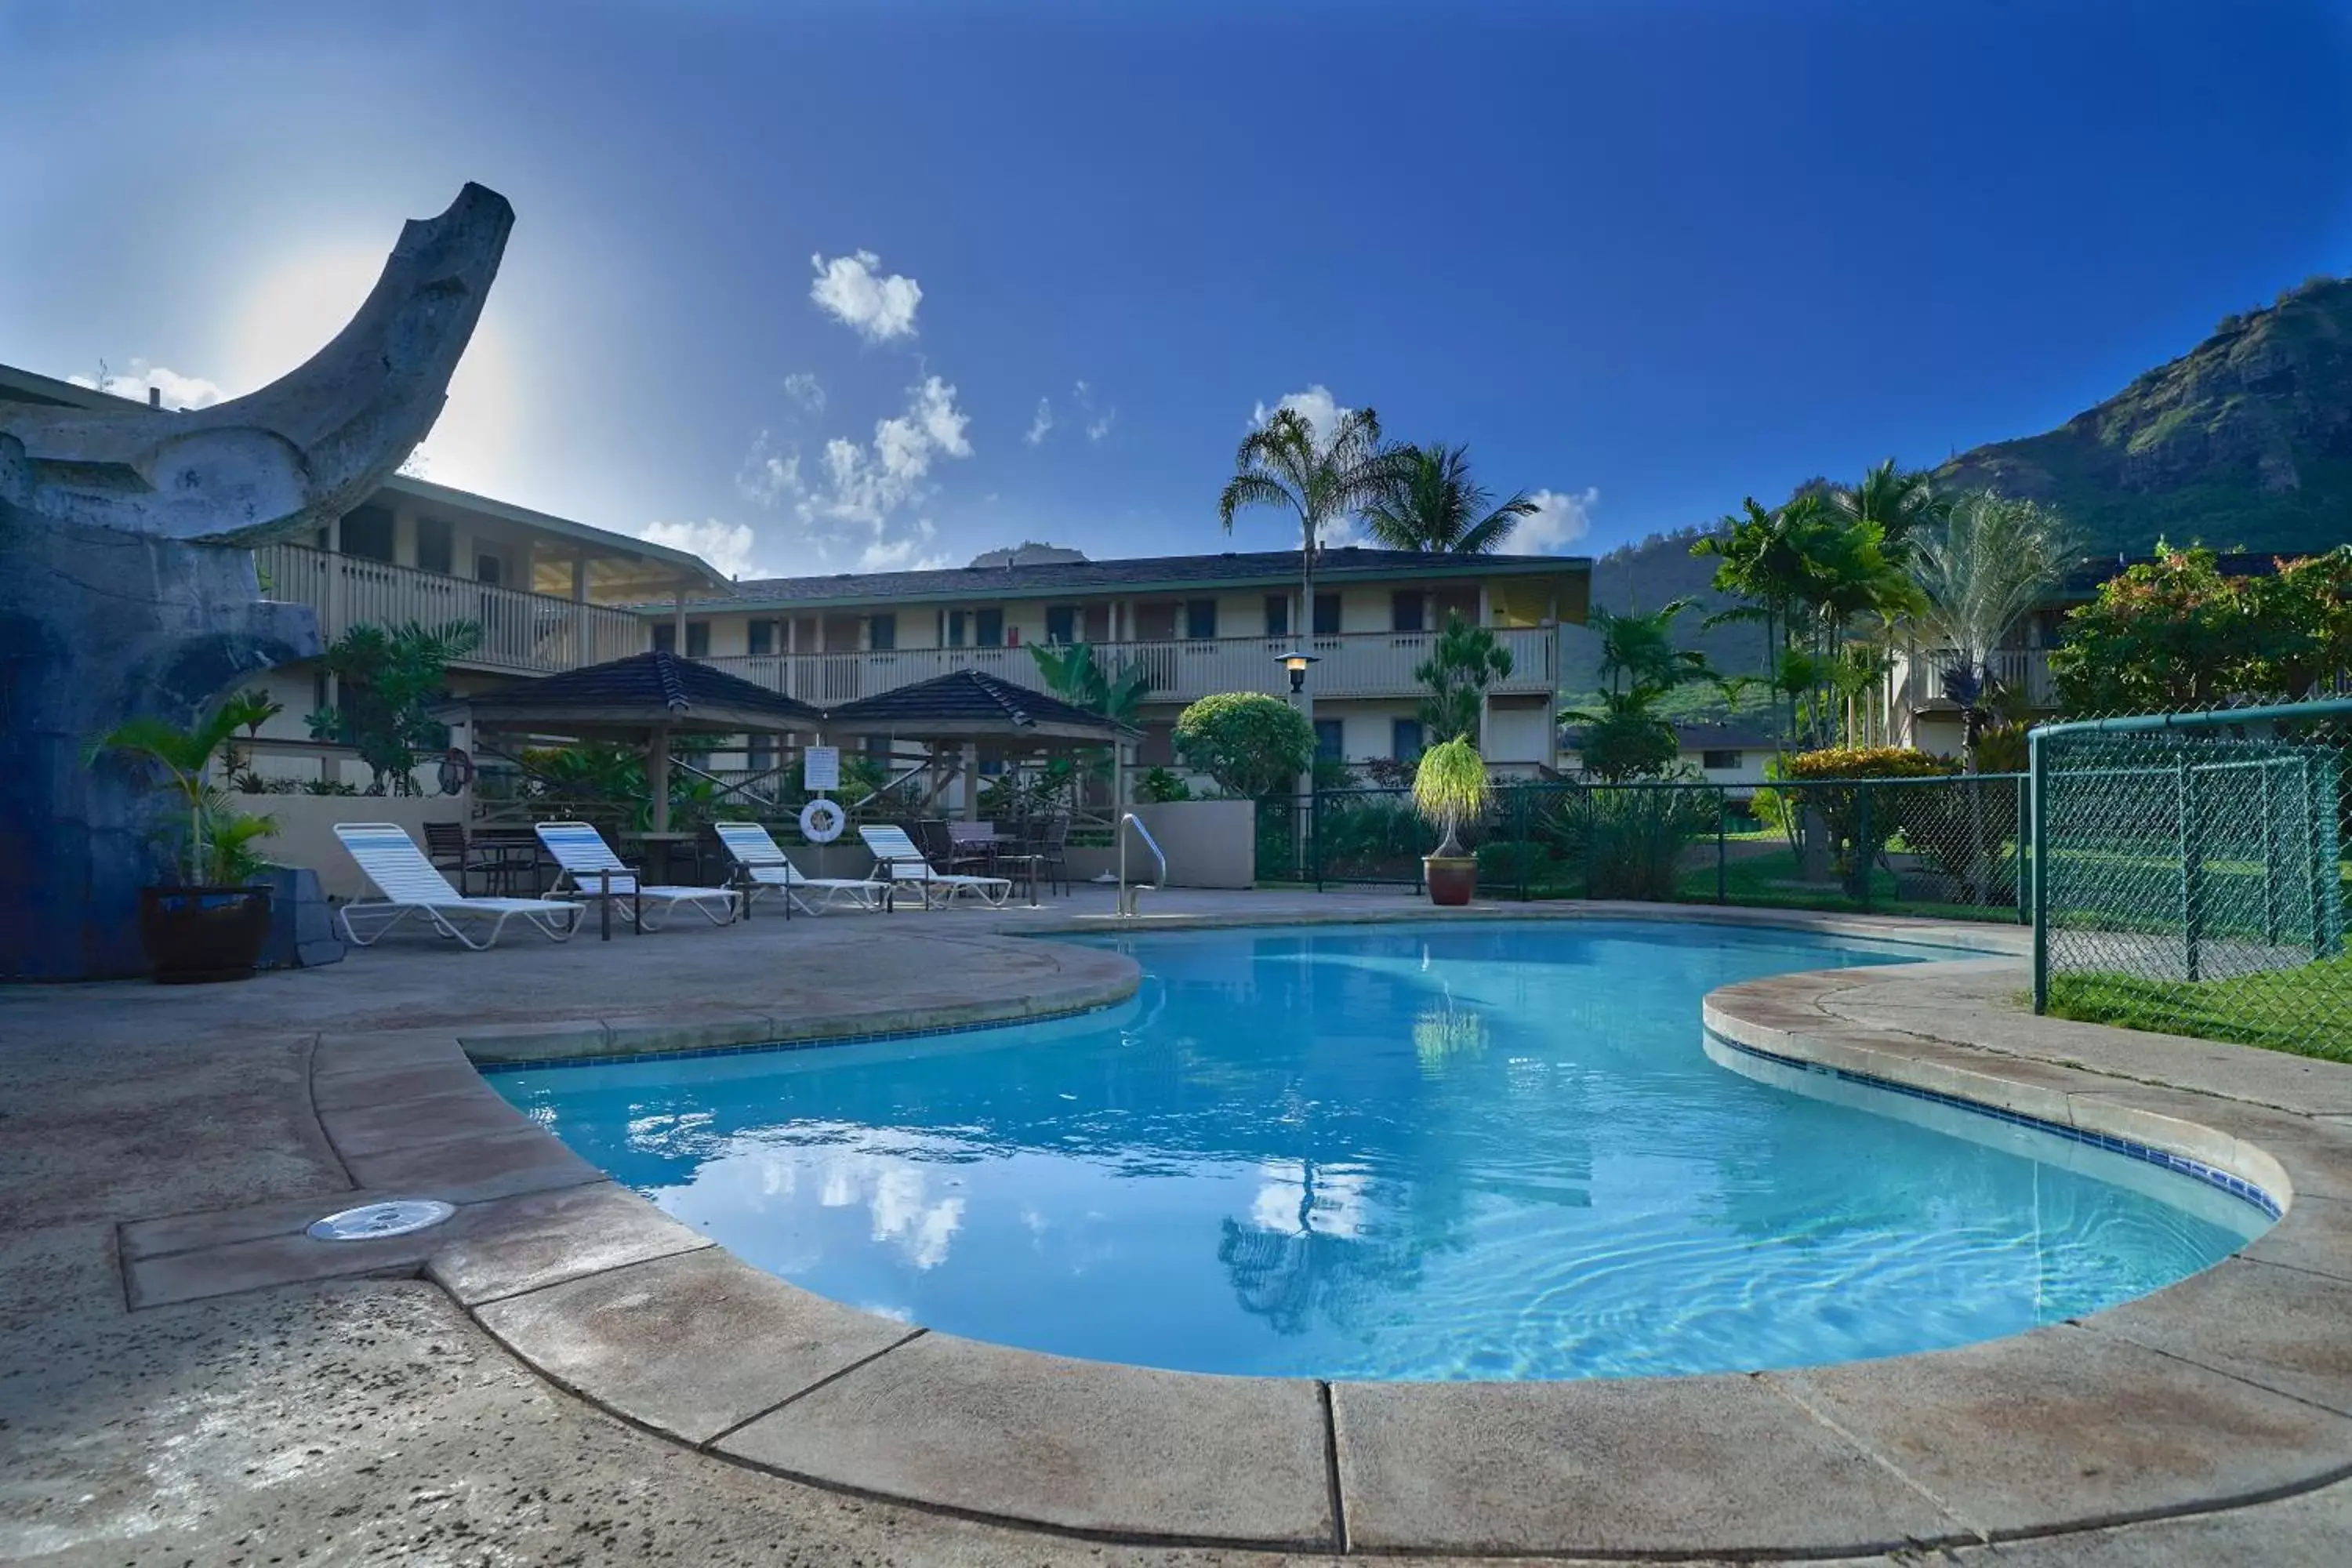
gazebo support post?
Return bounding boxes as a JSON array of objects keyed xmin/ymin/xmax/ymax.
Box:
[
  {"xmin": 964, "ymin": 742, "xmax": 982, "ymax": 822},
  {"xmin": 648, "ymin": 724, "xmax": 673, "ymax": 882}
]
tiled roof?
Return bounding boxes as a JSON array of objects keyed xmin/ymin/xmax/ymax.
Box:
[
  {"xmin": 821, "ymin": 669, "xmax": 1128, "ymax": 734},
  {"xmin": 673, "ymin": 545, "xmax": 1587, "ymax": 610},
  {"xmin": 461, "ymin": 650, "xmax": 826, "ymax": 723}
]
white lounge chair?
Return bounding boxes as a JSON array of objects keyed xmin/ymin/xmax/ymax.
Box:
[
  {"xmin": 713, "ymin": 821, "xmax": 886, "ymax": 915},
  {"xmin": 858, "ymin": 824, "xmax": 1013, "ymax": 908},
  {"xmin": 533, "ymin": 821, "xmax": 736, "ymax": 931},
  {"xmin": 333, "ymin": 822, "xmax": 584, "ymax": 951}
]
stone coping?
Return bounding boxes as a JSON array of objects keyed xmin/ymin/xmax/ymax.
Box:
[{"xmin": 113, "ymin": 908, "xmax": 2352, "ymax": 1559}]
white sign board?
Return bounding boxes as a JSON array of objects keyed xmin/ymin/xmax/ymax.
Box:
[{"xmin": 803, "ymin": 745, "xmax": 841, "ymax": 792}]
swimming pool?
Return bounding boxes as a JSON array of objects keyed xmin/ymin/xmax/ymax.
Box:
[{"xmin": 492, "ymin": 920, "xmax": 2270, "ymax": 1381}]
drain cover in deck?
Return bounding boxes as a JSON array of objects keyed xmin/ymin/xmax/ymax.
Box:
[{"xmin": 307, "ymin": 1199, "xmax": 456, "ymax": 1241}]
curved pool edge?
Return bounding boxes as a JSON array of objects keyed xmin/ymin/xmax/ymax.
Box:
[{"xmin": 125, "ymin": 909, "xmax": 2352, "ymax": 1559}]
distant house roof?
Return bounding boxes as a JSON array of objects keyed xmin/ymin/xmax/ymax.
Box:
[
  {"xmin": 1671, "ymin": 722, "xmax": 1781, "ymax": 752},
  {"xmin": 444, "ymin": 650, "xmax": 825, "ymax": 735},
  {"xmin": 2054, "ymin": 550, "xmax": 2296, "ymax": 597},
  {"xmin": 653, "ymin": 546, "xmax": 1589, "ymax": 614},
  {"xmin": 822, "ymin": 669, "xmax": 1136, "ymax": 742}
]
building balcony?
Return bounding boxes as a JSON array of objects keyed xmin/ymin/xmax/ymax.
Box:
[
  {"xmin": 1895, "ymin": 647, "xmax": 2057, "ymax": 712},
  {"xmin": 256, "ymin": 543, "xmax": 649, "ymax": 676},
  {"xmin": 695, "ymin": 626, "xmax": 1562, "ymax": 710}
]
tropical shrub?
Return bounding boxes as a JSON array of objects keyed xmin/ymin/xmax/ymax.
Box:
[
  {"xmin": 1768, "ymin": 746, "xmax": 1958, "ymax": 888},
  {"xmin": 308, "ymin": 620, "xmax": 481, "ymax": 795},
  {"xmin": 1576, "ymin": 787, "xmax": 1716, "ymax": 901},
  {"xmin": 85, "ymin": 697, "xmax": 281, "ymax": 886},
  {"xmin": 1174, "ymin": 691, "xmax": 1316, "ymax": 800},
  {"xmin": 1136, "ymin": 766, "xmax": 1192, "ymax": 804}
]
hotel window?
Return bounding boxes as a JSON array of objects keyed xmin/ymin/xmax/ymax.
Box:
[
  {"xmin": 415, "ymin": 517, "xmax": 454, "ymax": 576},
  {"xmin": 474, "ymin": 552, "xmax": 503, "ymax": 586},
  {"xmin": 1264, "ymin": 595, "xmax": 1290, "ymax": 638},
  {"xmin": 339, "ymin": 506, "xmax": 395, "ymax": 564},
  {"xmin": 1185, "ymin": 599, "xmax": 1218, "ymax": 641},
  {"xmin": 1392, "ymin": 718, "xmax": 1425, "ymax": 761},
  {"xmin": 944, "ymin": 609, "xmax": 967, "ymax": 648},
  {"xmin": 684, "ymin": 620, "xmax": 710, "ymax": 659},
  {"xmin": 1702, "ymin": 749, "xmax": 1743, "ymax": 771},
  {"xmin": 1133, "ymin": 602, "xmax": 1178, "ymax": 641},
  {"xmin": 652, "ymin": 623, "xmax": 677, "ymax": 653},
  {"xmin": 1315, "ymin": 718, "xmax": 1344, "ymax": 760},
  {"xmin": 868, "ymin": 613, "xmax": 897, "ymax": 651},
  {"xmin": 749, "ymin": 733, "xmax": 777, "ymax": 775},
  {"xmin": 1391, "ymin": 590, "xmax": 1426, "ymax": 633},
  {"xmin": 747, "ymin": 619, "xmax": 776, "ymax": 657},
  {"xmin": 975, "ymin": 608, "xmax": 1004, "ymax": 647},
  {"xmin": 1082, "ymin": 604, "xmax": 1112, "ymax": 642},
  {"xmin": 1137, "ymin": 721, "xmax": 1176, "ymax": 767},
  {"xmin": 1312, "ymin": 593, "xmax": 1341, "ymax": 636},
  {"xmin": 1046, "ymin": 605, "xmax": 1077, "ymax": 645}
]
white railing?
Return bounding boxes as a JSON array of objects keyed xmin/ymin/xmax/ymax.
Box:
[
  {"xmin": 1896, "ymin": 647, "xmax": 2057, "ymax": 711},
  {"xmin": 256, "ymin": 543, "xmax": 648, "ymax": 675},
  {"xmin": 697, "ymin": 626, "xmax": 1559, "ymax": 708}
]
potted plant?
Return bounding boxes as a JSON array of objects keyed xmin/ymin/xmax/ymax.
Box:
[
  {"xmin": 88, "ymin": 697, "xmax": 282, "ymax": 983},
  {"xmin": 1412, "ymin": 734, "xmax": 1490, "ymax": 907}
]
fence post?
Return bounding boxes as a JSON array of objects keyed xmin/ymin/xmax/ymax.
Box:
[
  {"xmin": 1310, "ymin": 793, "xmax": 1323, "ymax": 894},
  {"xmin": 2178, "ymin": 757, "xmax": 2202, "ymax": 983},
  {"xmin": 2031, "ymin": 729, "xmax": 2049, "ymax": 1012},
  {"xmin": 1715, "ymin": 788, "xmax": 1728, "ymax": 906}
]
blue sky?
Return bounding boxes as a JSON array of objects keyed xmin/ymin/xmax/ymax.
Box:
[{"xmin": 3, "ymin": 1, "xmax": 2347, "ymax": 579}]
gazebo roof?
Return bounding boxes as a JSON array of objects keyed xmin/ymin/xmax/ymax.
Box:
[
  {"xmin": 441, "ymin": 649, "xmax": 825, "ymax": 735},
  {"xmin": 821, "ymin": 668, "xmax": 1137, "ymax": 743}
]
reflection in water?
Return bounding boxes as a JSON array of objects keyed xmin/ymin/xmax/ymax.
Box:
[{"xmin": 496, "ymin": 920, "xmax": 2267, "ymax": 1380}]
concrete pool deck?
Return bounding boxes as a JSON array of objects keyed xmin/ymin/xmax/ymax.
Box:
[{"xmin": 7, "ymin": 887, "xmax": 2352, "ymax": 1564}]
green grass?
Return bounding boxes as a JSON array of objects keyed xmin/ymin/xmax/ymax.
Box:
[
  {"xmin": 1672, "ymin": 848, "xmax": 2024, "ymax": 924},
  {"xmin": 2045, "ymin": 955, "xmax": 2352, "ymax": 1060}
]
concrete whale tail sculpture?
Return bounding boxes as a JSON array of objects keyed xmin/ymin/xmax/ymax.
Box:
[
  {"xmin": 1, "ymin": 183, "xmax": 511, "ymax": 979},
  {"xmin": 0, "ymin": 181, "xmax": 514, "ymax": 546}
]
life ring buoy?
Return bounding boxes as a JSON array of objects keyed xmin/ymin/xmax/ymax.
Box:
[
  {"xmin": 798, "ymin": 797, "xmax": 847, "ymax": 844},
  {"xmin": 437, "ymin": 746, "xmax": 476, "ymax": 796}
]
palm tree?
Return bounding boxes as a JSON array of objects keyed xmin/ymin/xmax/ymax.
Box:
[
  {"xmin": 1361, "ymin": 444, "xmax": 1538, "ymax": 554},
  {"xmin": 1833, "ymin": 459, "xmax": 1947, "ymax": 560},
  {"xmin": 1693, "ymin": 498, "xmax": 1820, "ymax": 735},
  {"xmin": 1908, "ymin": 492, "xmax": 2075, "ymax": 767},
  {"xmin": 1218, "ymin": 406, "xmax": 1397, "ymax": 631}
]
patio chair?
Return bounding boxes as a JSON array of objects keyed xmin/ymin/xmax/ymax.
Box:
[
  {"xmin": 713, "ymin": 821, "xmax": 886, "ymax": 915},
  {"xmin": 533, "ymin": 821, "xmax": 736, "ymax": 931},
  {"xmin": 421, "ymin": 819, "xmax": 495, "ymax": 896},
  {"xmin": 945, "ymin": 819, "xmax": 1003, "ymax": 876},
  {"xmin": 1020, "ymin": 811, "xmax": 1071, "ymax": 896},
  {"xmin": 332, "ymin": 822, "xmax": 584, "ymax": 951},
  {"xmin": 858, "ymin": 823, "xmax": 1013, "ymax": 908}
]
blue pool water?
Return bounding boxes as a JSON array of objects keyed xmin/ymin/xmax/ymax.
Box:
[{"xmin": 492, "ymin": 920, "xmax": 2268, "ymax": 1380}]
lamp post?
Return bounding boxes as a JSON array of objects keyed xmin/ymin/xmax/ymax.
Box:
[{"xmin": 1276, "ymin": 651, "xmax": 1321, "ymax": 878}]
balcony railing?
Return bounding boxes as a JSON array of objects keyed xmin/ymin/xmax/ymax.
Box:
[
  {"xmin": 1896, "ymin": 647, "xmax": 2057, "ymax": 711},
  {"xmin": 256, "ymin": 543, "xmax": 648, "ymax": 675},
  {"xmin": 695, "ymin": 626, "xmax": 1560, "ymax": 710}
]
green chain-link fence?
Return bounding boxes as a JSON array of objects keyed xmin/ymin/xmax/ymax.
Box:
[
  {"xmin": 1255, "ymin": 775, "xmax": 2032, "ymax": 924},
  {"xmin": 2031, "ymin": 699, "xmax": 2352, "ymax": 1057}
]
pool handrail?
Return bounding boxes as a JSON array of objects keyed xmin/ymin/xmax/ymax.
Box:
[{"xmin": 1116, "ymin": 812, "xmax": 1166, "ymax": 918}]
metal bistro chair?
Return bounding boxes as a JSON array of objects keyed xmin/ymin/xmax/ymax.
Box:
[
  {"xmin": 1021, "ymin": 811, "xmax": 1072, "ymax": 897},
  {"xmin": 422, "ymin": 819, "xmax": 498, "ymax": 896},
  {"xmin": 946, "ymin": 819, "xmax": 1001, "ymax": 876}
]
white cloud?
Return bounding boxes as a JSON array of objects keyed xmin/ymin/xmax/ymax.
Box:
[
  {"xmin": 782, "ymin": 371, "xmax": 827, "ymax": 415},
  {"xmin": 637, "ymin": 517, "xmax": 770, "ymax": 580},
  {"xmin": 1073, "ymin": 379, "xmax": 1115, "ymax": 441},
  {"xmin": 736, "ymin": 430, "xmax": 803, "ymax": 507},
  {"xmin": 1518, "ymin": 487, "xmax": 1599, "ymax": 552},
  {"xmin": 1024, "ymin": 397, "xmax": 1054, "ymax": 446},
  {"xmin": 1250, "ymin": 383, "xmax": 1348, "ymax": 444},
  {"xmin": 808, "ymin": 249, "xmax": 922, "ymax": 341},
  {"xmin": 69, "ymin": 360, "xmax": 225, "ymax": 411},
  {"xmin": 790, "ymin": 376, "xmax": 971, "ymax": 569},
  {"xmin": 858, "ymin": 520, "xmax": 948, "ymax": 572}
]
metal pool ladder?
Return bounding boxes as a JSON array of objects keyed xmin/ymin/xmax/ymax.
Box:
[{"xmin": 1116, "ymin": 812, "xmax": 1165, "ymax": 918}]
